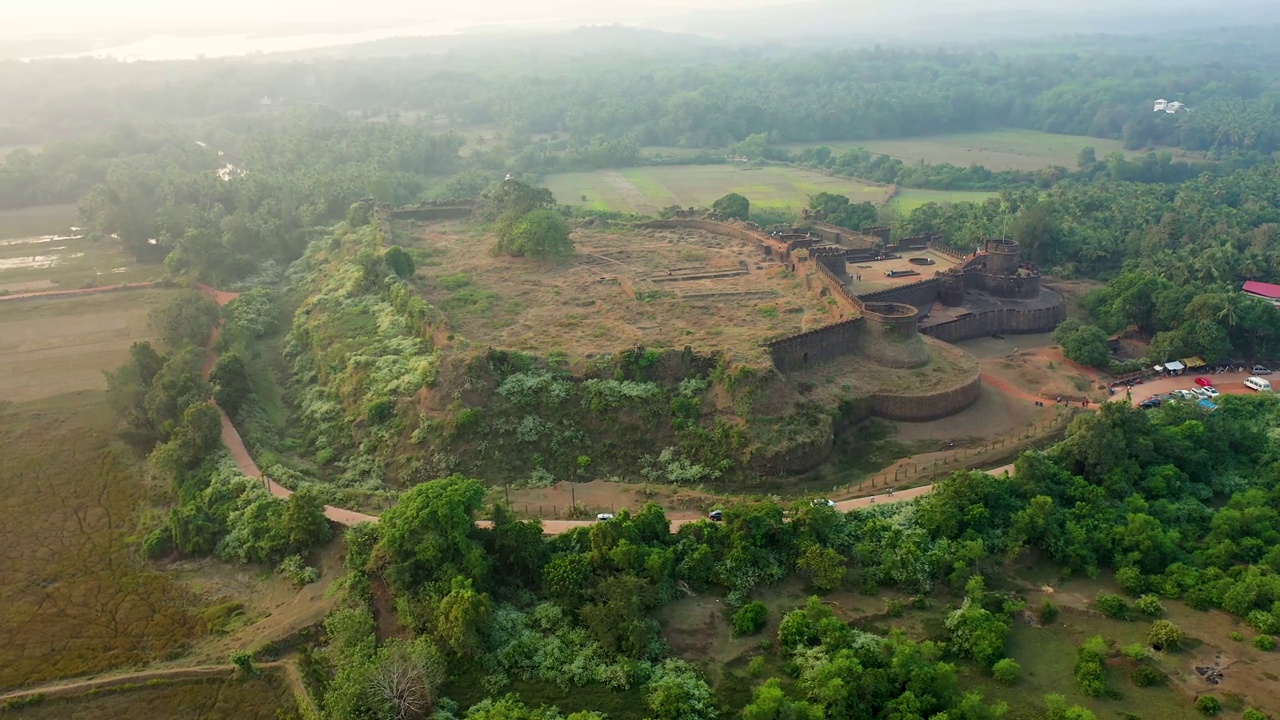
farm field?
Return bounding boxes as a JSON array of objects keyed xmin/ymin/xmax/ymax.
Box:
[
  {"xmin": 0, "ymin": 395, "xmax": 200, "ymax": 690},
  {"xmin": 5, "ymin": 674, "xmax": 296, "ymax": 719},
  {"xmin": 890, "ymin": 188, "xmax": 1000, "ymax": 213},
  {"xmin": 0, "ymin": 288, "xmax": 173, "ymax": 402},
  {"xmin": 0, "ymin": 205, "xmax": 160, "ymax": 293},
  {"xmin": 544, "ymin": 164, "xmax": 892, "ymax": 215},
  {"xmin": 784, "ymin": 129, "xmax": 1143, "ymax": 172}
]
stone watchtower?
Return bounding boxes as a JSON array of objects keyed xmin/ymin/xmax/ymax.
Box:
[{"xmin": 984, "ymin": 239, "xmax": 1020, "ymax": 276}]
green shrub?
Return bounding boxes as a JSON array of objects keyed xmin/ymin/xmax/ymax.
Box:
[
  {"xmin": 1074, "ymin": 635, "xmax": 1110, "ymax": 697},
  {"xmin": 1039, "ymin": 598, "xmax": 1060, "ymax": 624},
  {"xmin": 1095, "ymin": 593, "xmax": 1133, "ymax": 620},
  {"xmin": 1242, "ymin": 708, "xmax": 1267, "ymax": 720},
  {"xmin": 1195, "ymin": 695, "xmax": 1221, "ymax": 716},
  {"xmin": 1148, "ymin": 620, "xmax": 1184, "ymax": 651},
  {"xmin": 1131, "ymin": 664, "xmax": 1165, "ymax": 687},
  {"xmin": 142, "ymin": 525, "xmax": 175, "ymax": 559},
  {"xmin": 277, "ymin": 554, "xmax": 321, "ymax": 587},
  {"xmin": 1253, "ymin": 634, "xmax": 1275, "ymax": 651},
  {"xmin": 199, "ymin": 601, "xmax": 246, "ymax": 634},
  {"xmin": 732, "ymin": 601, "xmax": 769, "ymax": 636},
  {"xmin": 746, "ymin": 656, "xmax": 766, "ymax": 677},
  {"xmin": 231, "ymin": 650, "xmax": 258, "ymax": 677},
  {"xmin": 1135, "ymin": 594, "xmax": 1165, "ymax": 617},
  {"xmin": 992, "ymin": 658, "xmax": 1020, "ymax": 686},
  {"xmin": 1230, "ymin": 631, "xmax": 1244, "ymax": 642},
  {"xmin": 885, "ymin": 598, "xmax": 905, "ymax": 617}
]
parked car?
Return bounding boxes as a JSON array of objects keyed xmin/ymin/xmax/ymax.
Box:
[
  {"xmin": 1172, "ymin": 389, "xmax": 1196, "ymax": 400},
  {"xmin": 1252, "ymin": 365, "xmax": 1273, "ymax": 376},
  {"xmin": 1194, "ymin": 376, "xmax": 1214, "ymax": 387},
  {"xmin": 708, "ymin": 510, "xmax": 724, "ymax": 522},
  {"xmin": 1138, "ymin": 397, "xmax": 1162, "ymax": 409},
  {"xmin": 1198, "ymin": 398, "xmax": 1219, "ymax": 411},
  {"xmin": 596, "ymin": 513, "xmax": 615, "ymax": 522},
  {"xmin": 1191, "ymin": 387, "xmax": 1211, "ymax": 399},
  {"xmin": 812, "ymin": 498, "xmax": 836, "ymax": 508},
  {"xmin": 1203, "ymin": 386, "xmax": 1220, "ymax": 398},
  {"xmin": 1246, "ymin": 376, "xmax": 1273, "ymax": 392}
]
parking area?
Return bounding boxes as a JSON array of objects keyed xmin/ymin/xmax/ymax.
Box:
[{"xmin": 1128, "ymin": 369, "xmax": 1266, "ymax": 408}]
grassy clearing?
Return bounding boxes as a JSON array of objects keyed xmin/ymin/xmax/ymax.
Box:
[
  {"xmin": 970, "ymin": 608, "xmax": 1200, "ymax": 720},
  {"xmin": 0, "ymin": 288, "xmax": 174, "ymax": 402},
  {"xmin": 783, "ymin": 129, "xmax": 1139, "ymax": 172},
  {"xmin": 4, "ymin": 673, "xmax": 295, "ymax": 719},
  {"xmin": 889, "ymin": 188, "xmax": 1000, "ymax": 213},
  {"xmin": 544, "ymin": 165, "xmax": 891, "ymax": 215},
  {"xmin": 0, "ymin": 394, "xmax": 201, "ymax": 690}
]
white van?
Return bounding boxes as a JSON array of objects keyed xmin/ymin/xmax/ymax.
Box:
[{"xmin": 1245, "ymin": 376, "xmax": 1272, "ymax": 392}]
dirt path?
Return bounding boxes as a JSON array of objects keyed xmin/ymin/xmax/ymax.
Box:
[
  {"xmin": 0, "ymin": 662, "xmax": 283, "ymax": 704},
  {"xmin": 197, "ymin": 285, "xmax": 379, "ymax": 527},
  {"xmin": 0, "ymin": 280, "xmax": 162, "ymax": 303}
]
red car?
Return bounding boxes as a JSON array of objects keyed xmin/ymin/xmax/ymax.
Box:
[{"xmin": 1194, "ymin": 377, "xmax": 1213, "ymax": 387}]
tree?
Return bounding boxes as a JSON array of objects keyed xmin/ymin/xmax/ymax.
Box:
[
  {"xmin": 945, "ymin": 597, "xmax": 1010, "ymax": 668},
  {"xmin": 646, "ymin": 659, "xmax": 717, "ymax": 720},
  {"xmin": 1044, "ymin": 694, "xmax": 1098, "ymax": 720},
  {"xmin": 282, "ymin": 487, "xmax": 332, "ymax": 555},
  {"xmin": 1058, "ymin": 323, "xmax": 1111, "ymax": 368},
  {"xmin": 742, "ymin": 678, "xmax": 823, "ymax": 720},
  {"xmin": 796, "ymin": 544, "xmax": 847, "ymax": 591},
  {"xmin": 1195, "ymin": 695, "xmax": 1221, "ymax": 716},
  {"xmin": 149, "ymin": 289, "xmax": 220, "ymax": 350},
  {"xmin": 808, "ymin": 192, "xmax": 877, "ymax": 231},
  {"xmin": 209, "ymin": 350, "xmax": 252, "ymax": 418},
  {"xmin": 1077, "ymin": 146, "xmax": 1097, "ymax": 168},
  {"xmin": 384, "ymin": 245, "xmax": 416, "ymax": 278},
  {"xmin": 496, "ymin": 209, "xmax": 574, "ymax": 259},
  {"xmin": 579, "ymin": 573, "xmax": 655, "ymax": 657},
  {"xmin": 731, "ymin": 601, "xmax": 768, "ymax": 636},
  {"xmin": 149, "ymin": 401, "xmax": 223, "ymax": 474},
  {"xmin": 375, "ymin": 475, "xmax": 489, "ymax": 595},
  {"xmin": 711, "ymin": 193, "xmax": 750, "ymax": 221},
  {"xmin": 1147, "ymin": 620, "xmax": 1184, "ymax": 651},
  {"xmin": 432, "ymin": 576, "xmax": 492, "ymax": 657}
]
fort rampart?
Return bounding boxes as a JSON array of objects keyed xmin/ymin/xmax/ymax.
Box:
[{"xmin": 921, "ymin": 302, "xmax": 1067, "ymax": 343}]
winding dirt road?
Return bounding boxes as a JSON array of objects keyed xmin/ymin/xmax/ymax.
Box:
[{"xmin": 198, "ymin": 285, "xmax": 379, "ymax": 526}]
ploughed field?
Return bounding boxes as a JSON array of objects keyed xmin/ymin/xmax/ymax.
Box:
[
  {"xmin": 407, "ymin": 223, "xmax": 846, "ymax": 361},
  {"xmin": 0, "ymin": 288, "xmax": 174, "ymax": 402},
  {"xmin": 4, "ymin": 673, "xmax": 296, "ymax": 719},
  {"xmin": 543, "ymin": 164, "xmax": 892, "ymax": 215}
]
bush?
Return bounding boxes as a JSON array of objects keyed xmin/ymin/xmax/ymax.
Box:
[
  {"xmin": 732, "ymin": 601, "xmax": 768, "ymax": 636},
  {"xmin": 1195, "ymin": 695, "xmax": 1221, "ymax": 716},
  {"xmin": 1095, "ymin": 593, "xmax": 1133, "ymax": 620},
  {"xmin": 231, "ymin": 650, "xmax": 258, "ymax": 677},
  {"xmin": 885, "ymin": 598, "xmax": 905, "ymax": 617},
  {"xmin": 496, "ymin": 209, "xmax": 573, "ymax": 259},
  {"xmin": 142, "ymin": 525, "xmax": 175, "ymax": 559},
  {"xmin": 1230, "ymin": 631, "xmax": 1244, "ymax": 642},
  {"xmin": 1039, "ymin": 598, "xmax": 1060, "ymax": 624},
  {"xmin": 1242, "ymin": 709, "xmax": 1267, "ymax": 720},
  {"xmin": 277, "ymin": 554, "xmax": 321, "ymax": 587},
  {"xmin": 1074, "ymin": 635, "xmax": 1110, "ymax": 697},
  {"xmin": 1131, "ymin": 664, "xmax": 1165, "ymax": 687},
  {"xmin": 1135, "ymin": 594, "xmax": 1165, "ymax": 617},
  {"xmin": 1253, "ymin": 635, "xmax": 1275, "ymax": 651},
  {"xmin": 992, "ymin": 658, "xmax": 1021, "ymax": 686},
  {"xmin": 1148, "ymin": 620, "xmax": 1184, "ymax": 651}
]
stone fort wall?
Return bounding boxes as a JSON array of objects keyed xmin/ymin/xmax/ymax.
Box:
[
  {"xmin": 921, "ymin": 302, "xmax": 1068, "ymax": 344},
  {"xmin": 869, "ymin": 372, "xmax": 982, "ymax": 422}
]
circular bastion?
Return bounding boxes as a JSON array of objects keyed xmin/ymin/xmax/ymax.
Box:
[{"xmin": 858, "ymin": 301, "xmax": 930, "ymax": 369}]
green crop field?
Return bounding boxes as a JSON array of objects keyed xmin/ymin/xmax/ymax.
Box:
[
  {"xmin": 544, "ymin": 165, "xmax": 892, "ymax": 215},
  {"xmin": 890, "ymin": 188, "xmax": 1000, "ymax": 213},
  {"xmin": 785, "ymin": 129, "xmax": 1155, "ymax": 172}
]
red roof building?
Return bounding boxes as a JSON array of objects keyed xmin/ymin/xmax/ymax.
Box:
[{"xmin": 1243, "ymin": 281, "xmax": 1280, "ymax": 306}]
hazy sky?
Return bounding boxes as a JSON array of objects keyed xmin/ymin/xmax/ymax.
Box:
[{"xmin": 4, "ymin": 0, "xmax": 792, "ymax": 35}]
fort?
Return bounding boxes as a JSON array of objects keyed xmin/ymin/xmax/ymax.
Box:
[{"xmin": 632, "ymin": 216, "xmax": 1067, "ymax": 434}]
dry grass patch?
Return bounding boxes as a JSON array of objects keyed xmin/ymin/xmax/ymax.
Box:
[
  {"xmin": 4, "ymin": 672, "xmax": 295, "ymax": 719},
  {"xmin": 410, "ymin": 224, "xmax": 839, "ymax": 362},
  {"xmin": 0, "ymin": 395, "xmax": 201, "ymax": 690}
]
